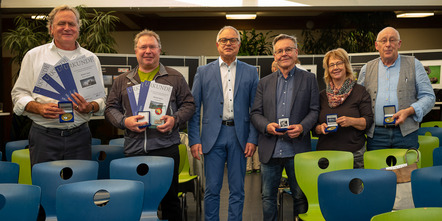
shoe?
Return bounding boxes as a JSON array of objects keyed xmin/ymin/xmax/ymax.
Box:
[
  {"xmin": 253, "ymin": 169, "xmax": 260, "ymax": 173},
  {"xmin": 246, "ymin": 170, "xmax": 252, "ymax": 174}
]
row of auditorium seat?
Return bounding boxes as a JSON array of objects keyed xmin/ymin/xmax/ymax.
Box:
[{"xmin": 0, "ymin": 156, "xmax": 173, "ymax": 220}]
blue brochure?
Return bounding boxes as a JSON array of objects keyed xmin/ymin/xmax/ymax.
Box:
[
  {"xmin": 127, "ymin": 85, "xmax": 139, "ymax": 116},
  {"xmin": 138, "ymin": 81, "xmax": 150, "ymax": 113},
  {"xmin": 33, "ymin": 87, "xmax": 66, "ymax": 101},
  {"xmin": 55, "ymin": 63, "xmax": 78, "ymax": 97}
]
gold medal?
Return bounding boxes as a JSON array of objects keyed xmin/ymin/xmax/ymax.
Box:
[
  {"xmin": 385, "ymin": 117, "xmax": 393, "ymax": 123},
  {"xmin": 61, "ymin": 113, "xmax": 73, "ymax": 121},
  {"xmin": 327, "ymin": 126, "xmax": 336, "ymax": 130}
]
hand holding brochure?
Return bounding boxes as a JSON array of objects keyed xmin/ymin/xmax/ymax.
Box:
[
  {"xmin": 127, "ymin": 81, "xmax": 173, "ymax": 128},
  {"xmin": 32, "ymin": 56, "xmax": 105, "ymax": 102}
]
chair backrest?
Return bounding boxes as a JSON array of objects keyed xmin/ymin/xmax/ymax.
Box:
[
  {"xmin": 295, "ymin": 151, "xmax": 354, "ymax": 217},
  {"xmin": 91, "ymin": 137, "xmax": 102, "ymax": 145},
  {"xmin": 311, "ymin": 137, "xmax": 318, "ymax": 151},
  {"xmin": 364, "ymin": 149, "xmax": 421, "ymax": 170},
  {"xmin": 418, "ymin": 135, "xmax": 439, "ymax": 168},
  {"xmin": 370, "ymin": 207, "xmax": 442, "ymax": 221},
  {"xmin": 411, "ymin": 165, "xmax": 442, "ymax": 207},
  {"xmin": 178, "ymin": 144, "xmax": 189, "ymax": 175},
  {"xmin": 318, "ymin": 169, "xmax": 396, "ymax": 221},
  {"xmin": 11, "ymin": 148, "xmax": 32, "ymax": 185},
  {"xmin": 0, "ymin": 183, "xmax": 41, "ymax": 220},
  {"xmin": 420, "ymin": 121, "xmax": 442, "ymax": 128},
  {"xmin": 434, "ymin": 147, "xmax": 442, "ymax": 166},
  {"xmin": 32, "ymin": 160, "xmax": 98, "ymax": 219},
  {"xmin": 91, "ymin": 145, "xmax": 125, "ymax": 179},
  {"xmin": 56, "ymin": 179, "xmax": 144, "ymax": 221},
  {"xmin": 5, "ymin": 140, "xmax": 28, "ymax": 161},
  {"xmin": 0, "ymin": 161, "xmax": 19, "ymax": 183},
  {"xmin": 108, "ymin": 138, "xmax": 124, "ymax": 146},
  {"xmin": 110, "ymin": 156, "xmax": 174, "ymax": 219}
]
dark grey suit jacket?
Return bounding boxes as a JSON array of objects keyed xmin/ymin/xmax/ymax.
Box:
[{"xmin": 250, "ymin": 67, "xmax": 320, "ymax": 164}]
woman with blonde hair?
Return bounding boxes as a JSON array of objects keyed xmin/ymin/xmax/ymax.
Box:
[{"xmin": 315, "ymin": 48, "xmax": 373, "ymax": 168}]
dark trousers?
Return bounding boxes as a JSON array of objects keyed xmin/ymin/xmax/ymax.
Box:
[
  {"xmin": 30, "ymin": 122, "xmax": 92, "ymax": 221},
  {"xmin": 130, "ymin": 144, "xmax": 181, "ymax": 221},
  {"xmin": 29, "ymin": 122, "xmax": 92, "ymax": 166}
]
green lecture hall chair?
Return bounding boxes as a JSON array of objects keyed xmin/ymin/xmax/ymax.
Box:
[
  {"xmin": 420, "ymin": 121, "xmax": 442, "ymax": 128},
  {"xmin": 364, "ymin": 148, "xmax": 421, "ymax": 170},
  {"xmin": 11, "ymin": 148, "xmax": 32, "ymax": 185},
  {"xmin": 417, "ymin": 135, "xmax": 439, "ymax": 167},
  {"xmin": 178, "ymin": 143, "xmax": 201, "ymax": 221},
  {"xmin": 295, "ymin": 150, "xmax": 354, "ymax": 221},
  {"xmin": 371, "ymin": 207, "xmax": 442, "ymax": 221}
]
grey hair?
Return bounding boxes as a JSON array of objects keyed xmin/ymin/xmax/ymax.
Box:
[
  {"xmin": 47, "ymin": 5, "xmax": 81, "ymax": 35},
  {"xmin": 133, "ymin": 29, "xmax": 162, "ymax": 50},
  {"xmin": 272, "ymin": 34, "xmax": 297, "ymax": 52},
  {"xmin": 216, "ymin": 26, "xmax": 241, "ymax": 43}
]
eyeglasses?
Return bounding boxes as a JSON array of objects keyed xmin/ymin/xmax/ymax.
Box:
[
  {"xmin": 376, "ymin": 39, "xmax": 400, "ymax": 45},
  {"xmin": 328, "ymin": 61, "xmax": 345, "ymax": 69},
  {"xmin": 218, "ymin": 38, "xmax": 239, "ymax": 45},
  {"xmin": 274, "ymin": 47, "xmax": 296, "ymax": 55},
  {"xmin": 137, "ymin": 45, "xmax": 159, "ymax": 51}
]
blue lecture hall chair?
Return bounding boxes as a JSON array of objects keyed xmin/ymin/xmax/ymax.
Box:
[
  {"xmin": 0, "ymin": 161, "xmax": 20, "ymax": 183},
  {"xmin": 91, "ymin": 145, "xmax": 125, "ymax": 179},
  {"xmin": 318, "ymin": 169, "xmax": 396, "ymax": 221},
  {"xmin": 411, "ymin": 165, "xmax": 442, "ymax": 208},
  {"xmin": 110, "ymin": 156, "xmax": 174, "ymax": 221},
  {"xmin": 5, "ymin": 140, "xmax": 29, "ymax": 161},
  {"xmin": 108, "ymin": 137, "xmax": 124, "ymax": 146},
  {"xmin": 56, "ymin": 179, "xmax": 144, "ymax": 221},
  {"xmin": 0, "ymin": 183, "xmax": 41, "ymax": 220},
  {"xmin": 433, "ymin": 147, "xmax": 442, "ymax": 166},
  {"xmin": 91, "ymin": 137, "xmax": 102, "ymax": 145},
  {"xmin": 32, "ymin": 160, "xmax": 98, "ymax": 220}
]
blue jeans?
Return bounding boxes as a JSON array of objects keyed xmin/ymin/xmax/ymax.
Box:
[
  {"xmin": 367, "ymin": 126, "xmax": 419, "ymax": 151},
  {"xmin": 261, "ymin": 157, "xmax": 307, "ymax": 221}
]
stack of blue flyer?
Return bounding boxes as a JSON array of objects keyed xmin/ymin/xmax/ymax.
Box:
[
  {"xmin": 127, "ymin": 81, "xmax": 173, "ymax": 127},
  {"xmin": 33, "ymin": 56, "xmax": 106, "ymax": 101}
]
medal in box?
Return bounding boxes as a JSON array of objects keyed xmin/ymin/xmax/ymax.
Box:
[
  {"xmin": 276, "ymin": 118, "xmax": 289, "ymax": 132},
  {"xmin": 58, "ymin": 101, "xmax": 74, "ymax": 123},
  {"xmin": 383, "ymin": 105, "xmax": 396, "ymax": 125},
  {"xmin": 137, "ymin": 111, "xmax": 151, "ymax": 128},
  {"xmin": 325, "ymin": 114, "xmax": 338, "ymax": 132}
]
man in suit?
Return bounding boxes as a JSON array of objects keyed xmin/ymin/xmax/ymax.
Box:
[
  {"xmin": 188, "ymin": 26, "xmax": 259, "ymax": 220},
  {"xmin": 250, "ymin": 34, "xmax": 320, "ymax": 221}
]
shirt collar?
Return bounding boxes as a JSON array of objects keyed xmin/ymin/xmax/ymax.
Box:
[
  {"xmin": 380, "ymin": 54, "xmax": 400, "ymax": 68},
  {"xmin": 277, "ymin": 66, "xmax": 296, "ymax": 79},
  {"xmin": 49, "ymin": 39, "xmax": 81, "ymax": 51},
  {"xmin": 218, "ymin": 57, "xmax": 238, "ymax": 67}
]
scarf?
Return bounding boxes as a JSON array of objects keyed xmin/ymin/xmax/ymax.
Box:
[{"xmin": 326, "ymin": 78, "xmax": 356, "ymax": 108}]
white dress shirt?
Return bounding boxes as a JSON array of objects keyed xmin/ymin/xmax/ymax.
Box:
[
  {"xmin": 219, "ymin": 57, "xmax": 237, "ymax": 121},
  {"xmin": 11, "ymin": 40, "xmax": 105, "ymax": 129}
]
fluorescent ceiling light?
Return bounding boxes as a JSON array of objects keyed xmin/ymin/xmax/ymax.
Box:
[
  {"xmin": 31, "ymin": 15, "xmax": 47, "ymax": 20},
  {"xmin": 396, "ymin": 12, "xmax": 434, "ymax": 18},
  {"xmin": 226, "ymin": 14, "xmax": 257, "ymax": 20}
]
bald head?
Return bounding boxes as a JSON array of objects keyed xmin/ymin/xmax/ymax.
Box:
[{"xmin": 377, "ymin": 27, "xmax": 400, "ymax": 42}]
